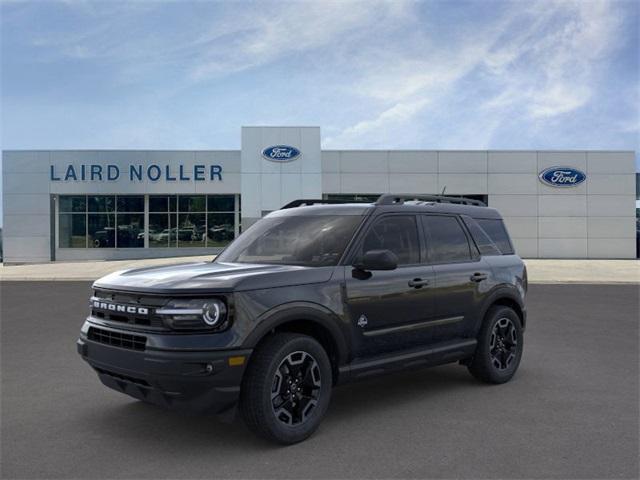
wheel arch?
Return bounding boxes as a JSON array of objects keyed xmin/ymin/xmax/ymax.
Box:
[
  {"xmin": 243, "ymin": 303, "xmax": 350, "ymax": 383},
  {"xmin": 477, "ymin": 288, "xmax": 526, "ymax": 334}
]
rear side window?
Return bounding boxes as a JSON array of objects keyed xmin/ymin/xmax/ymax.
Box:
[
  {"xmin": 462, "ymin": 217, "xmax": 502, "ymax": 256},
  {"xmin": 360, "ymin": 215, "xmax": 420, "ymax": 265},
  {"xmin": 422, "ymin": 215, "xmax": 472, "ymax": 263},
  {"xmin": 476, "ymin": 218, "xmax": 514, "ymax": 255}
]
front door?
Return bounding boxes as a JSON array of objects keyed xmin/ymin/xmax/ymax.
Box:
[{"xmin": 344, "ymin": 214, "xmax": 436, "ymax": 357}]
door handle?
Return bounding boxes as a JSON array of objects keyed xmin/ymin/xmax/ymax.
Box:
[
  {"xmin": 470, "ymin": 272, "xmax": 488, "ymax": 282},
  {"xmin": 408, "ymin": 278, "xmax": 430, "ymax": 288}
]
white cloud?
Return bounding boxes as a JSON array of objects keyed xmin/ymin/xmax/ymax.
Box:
[
  {"xmin": 327, "ymin": 98, "xmax": 429, "ymax": 146},
  {"xmin": 483, "ymin": 0, "xmax": 624, "ymax": 118},
  {"xmin": 190, "ymin": 1, "xmax": 412, "ymax": 79},
  {"xmin": 325, "ymin": 0, "xmax": 628, "ymax": 147},
  {"xmin": 22, "ymin": 0, "xmax": 413, "ymax": 81}
]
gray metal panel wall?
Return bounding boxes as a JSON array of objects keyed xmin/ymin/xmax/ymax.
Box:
[{"xmin": 321, "ymin": 149, "xmax": 637, "ymax": 259}]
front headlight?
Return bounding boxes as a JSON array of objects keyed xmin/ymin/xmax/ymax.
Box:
[{"xmin": 156, "ymin": 298, "xmax": 228, "ymax": 331}]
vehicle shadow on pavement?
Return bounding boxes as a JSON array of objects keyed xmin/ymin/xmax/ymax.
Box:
[{"xmin": 77, "ymin": 363, "xmax": 482, "ymax": 449}]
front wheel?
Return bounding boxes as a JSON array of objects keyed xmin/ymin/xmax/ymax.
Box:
[
  {"xmin": 240, "ymin": 333, "xmax": 332, "ymax": 444},
  {"xmin": 468, "ymin": 306, "xmax": 523, "ymax": 384}
]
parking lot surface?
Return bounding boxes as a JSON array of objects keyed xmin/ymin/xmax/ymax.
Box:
[{"xmin": 1, "ymin": 282, "xmax": 638, "ymax": 479}]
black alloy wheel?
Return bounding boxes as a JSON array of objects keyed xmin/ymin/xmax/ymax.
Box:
[
  {"xmin": 467, "ymin": 305, "xmax": 523, "ymax": 384},
  {"xmin": 271, "ymin": 351, "xmax": 322, "ymax": 426},
  {"xmin": 489, "ymin": 317, "xmax": 518, "ymax": 371},
  {"xmin": 241, "ymin": 333, "xmax": 332, "ymax": 444}
]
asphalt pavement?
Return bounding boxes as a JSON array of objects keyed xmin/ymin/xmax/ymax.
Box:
[{"xmin": 1, "ymin": 282, "xmax": 638, "ymax": 479}]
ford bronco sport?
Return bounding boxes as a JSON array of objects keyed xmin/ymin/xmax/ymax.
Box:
[{"xmin": 78, "ymin": 194, "xmax": 527, "ymax": 444}]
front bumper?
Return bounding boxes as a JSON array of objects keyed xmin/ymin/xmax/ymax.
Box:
[{"xmin": 77, "ymin": 322, "xmax": 251, "ymax": 414}]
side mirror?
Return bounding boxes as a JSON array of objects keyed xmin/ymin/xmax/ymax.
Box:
[{"xmin": 354, "ymin": 249, "xmax": 398, "ymax": 271}]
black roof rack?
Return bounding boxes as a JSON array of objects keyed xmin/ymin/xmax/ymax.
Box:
[
  {"xmin": 282, "ymin": 194, "xmax": 486, "ymax": 210},
  {"xmin": 280, "ymin": 199, "xmax": 360, "ymax": 209},
  {"xmin": 375, "ymin": 194, "xmax": 486, "ymax": 207}
]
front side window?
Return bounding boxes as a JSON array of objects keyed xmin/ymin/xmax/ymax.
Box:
[
  {"xmin": 422, "ymin": 215, "xmax": 472, "ymax": 263},
  {"xmin": 217, "ymin": 215, "xmax": 363, "ymax": 267},
  {"xmin": 360, "ymin": 215, "xmax": 420, "ymax": 265}
]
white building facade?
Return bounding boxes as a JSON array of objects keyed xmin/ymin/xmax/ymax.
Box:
[{"xmin": 2, "ymin": 126, "xmax": 637, "ymax": 263}]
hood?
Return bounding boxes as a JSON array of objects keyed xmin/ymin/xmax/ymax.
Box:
[{"xmin": 93, "ymin": 261, "xmax": 335, "ymax": 294}]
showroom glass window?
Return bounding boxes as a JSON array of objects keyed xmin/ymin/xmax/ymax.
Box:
[
  {"xmin": 58, "ymin": 195, "xmax": 144, "ymax": 248},
  {"xmin": 115, "ymin": 196, "xmax": 144, "ymax": 248},
  {"xmin": 59, "ymin": 196, "xmax": 87, "ymax": 247},
  {"xmin": 149, "ymin": 195, "xmax": 177, "ymax": 248},
  {"xmin": 178, "ymin": 195, "xmax": 206, "ymax": 247},
  {"xmin": 325, "ymin": 193, "xmax": 382, "ymax": 203},
  {"xmin": 148, "ymin": 195, "xmax": 238, "ymax": 248},
  {"xmin": 87, "ymin": 196, "xmax": 116, "ymax": 248},
  {"xmin": 60, "ymin": 194, "xmax": 237, "ymax": 249}
]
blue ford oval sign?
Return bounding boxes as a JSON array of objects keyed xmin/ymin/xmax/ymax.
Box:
[
  {"xmin": 538, "ymin": 166, "xmax": 586, "ymax": 188},
  {"xmin": 261, "ymin": 145, "xmax": 301, "ymax": 162}
]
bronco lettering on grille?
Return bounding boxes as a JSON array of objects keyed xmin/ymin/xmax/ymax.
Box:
[{"xmin": 92, "ymin": 300, "xmax": 149, "ymax": 315}]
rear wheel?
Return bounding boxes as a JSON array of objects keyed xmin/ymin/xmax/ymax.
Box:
[
  {"xmin": 240, "ymin": 333, "xmax": 332, "ymax": 444},
  {"xmin": 468, "ymin": 306, "xmax": 523, "ymax": 384}
]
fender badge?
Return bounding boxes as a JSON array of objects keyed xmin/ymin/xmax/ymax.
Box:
[{"xmin": 357, "ymin": 314, "xmax": 368, "ymax": 328}]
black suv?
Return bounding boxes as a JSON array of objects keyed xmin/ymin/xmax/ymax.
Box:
[{"xmin": 78, "ymin": 194, "xmax": 527, "ymax": 444}]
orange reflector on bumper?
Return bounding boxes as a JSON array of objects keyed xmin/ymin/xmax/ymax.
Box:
[{"xmin": 228, "ymin": 356, "xmax": 245, "ymax": 366}]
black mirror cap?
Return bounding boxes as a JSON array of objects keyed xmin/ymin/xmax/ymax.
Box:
[{"xmin": 354, "ymin": 249, "xmax": 399, "ymax": 271}]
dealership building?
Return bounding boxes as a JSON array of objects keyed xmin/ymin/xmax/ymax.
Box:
[{"xmin": 2, "ymin": 126, "xmax": 637, "ymax": 263}]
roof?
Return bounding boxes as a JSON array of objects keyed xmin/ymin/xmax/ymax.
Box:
[{"xmin": 273, "ymin": 198, "xmax": 503, "ymax": 219}]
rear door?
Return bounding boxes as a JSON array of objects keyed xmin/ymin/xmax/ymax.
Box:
[
  {"xmin": 420, "ymin": 214, "xmax": 492, "ymax": 341},
  {"xmin": 344, "ymin": 214, "xmax": 436, "ymax": 357}
]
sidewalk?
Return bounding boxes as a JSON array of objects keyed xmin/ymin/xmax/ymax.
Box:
[
  {"xmin": 0, "ymin": 255, "xmax": 213, "ymax": 282},
  {"xmin": 524, "ymin": 259, "xmax": 639, "ymax": 284},
  {"xmin": 0, "ymin": 256, "xmax": 638, "ymax": 284}
]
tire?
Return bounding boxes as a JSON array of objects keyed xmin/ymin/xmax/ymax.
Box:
[
  {"xmin": 240, "ymin": 333, "xmax": 332, "ymax": 444},
  {"xmin": 468, "ymin": 306, "xmax": 523, "ymax": 384}
]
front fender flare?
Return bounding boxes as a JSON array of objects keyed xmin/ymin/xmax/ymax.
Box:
[{"xmin": 242, "ymin": 302, "xmax": 350, "ymax": 365}]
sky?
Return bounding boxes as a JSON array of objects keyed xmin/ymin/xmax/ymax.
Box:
[{"xmin": 1, "ymin": 0, "xmax": 639, "ymax": 224}]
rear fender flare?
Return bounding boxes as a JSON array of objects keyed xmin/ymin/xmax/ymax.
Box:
[{"xmin": 475, "ymin": 286, "xmax": 525, "ymax": 335}]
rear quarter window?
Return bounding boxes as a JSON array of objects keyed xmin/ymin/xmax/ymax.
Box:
[
  {"xmin": 462, "ymin": 217, "xmax": 502, "ymax": 256},
  {"xmin": 475, "ymin": 218, "xmax": 514, "ymax": 255}
]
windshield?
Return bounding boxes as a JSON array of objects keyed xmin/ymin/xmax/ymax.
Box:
[{"xmin": 216, "ymin": 215, "xmax": 363, "ymax": 267}]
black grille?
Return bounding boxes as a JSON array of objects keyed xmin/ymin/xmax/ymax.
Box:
[
  {"xmin": 91, "ymin": 290, "xmax": 168, "ymax": 330},
  {"xmin": 88, "ymin": 327, "xmax": 146, "ymax": 351}
]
